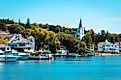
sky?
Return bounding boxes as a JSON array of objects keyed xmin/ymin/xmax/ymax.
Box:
[{"xmin": 0, "ymin": 0, "xmax": 121, "ymax": 33}]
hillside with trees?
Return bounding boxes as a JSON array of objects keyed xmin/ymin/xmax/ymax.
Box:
[{"xmin": 0, "ymin": 18, "xmax": 120, "ymax": 53}]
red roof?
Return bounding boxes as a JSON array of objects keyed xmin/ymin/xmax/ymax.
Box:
[
  {"xmin": 20, "ymin": 38, "xmax": 27, "ymax": 42},
  {"xmin": 115, "ymin": 41, "xmax": 121, "ymax": 44}
]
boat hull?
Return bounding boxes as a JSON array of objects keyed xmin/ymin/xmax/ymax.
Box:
[
  {"xmin": 29, "ymin": 55, "xmax": 40, "ymax": 60},
  {"xmin": 18, "ymin": 53, "xmax": 29, "ymax": 60},
  {"xmin": 18, "ymin": 55, "xmax": 29, "ymax": 60},
  {"xmin": 0, "ymin": 56, "xmax": 18, "ymax": 62}
]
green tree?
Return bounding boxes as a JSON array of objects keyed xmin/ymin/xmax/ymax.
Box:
[
  {"xmin": 26, "ymin": 18, "xmax": 31, "ymax": 28},
  {"xmin": 24, "ymin": 25, "xmax": 60, "ymax": 53},
  {"xmin": 82, "ymin": 32, "xmax": 92, "ymax": 48},
  {"xmin": 0, "ymin": 39, "xmax": 8, "ymax": 44},
  {"xmin": 58, "ymin": 32, "xmax": 87, "ymax": 53},
  {"xmin": 8, "ymin": 24, "xmax": 25, "ymax": 34}
]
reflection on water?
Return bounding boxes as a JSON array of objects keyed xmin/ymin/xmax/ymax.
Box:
[
  {"xmin": 0, "ymin": 56, "xmax": 121, "ymax": 80},
  {"xmin": 0, "ymin": 62, "xmax": 4, "ymax": 65}
]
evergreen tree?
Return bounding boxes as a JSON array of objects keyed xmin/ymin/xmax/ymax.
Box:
[
  {"xmin": 18, "ymin": 19, "xmax": 21, "ymax": 25},
  {"xmin": 26, "ymin": 18, "xmax": 31, "ymax": 28}
]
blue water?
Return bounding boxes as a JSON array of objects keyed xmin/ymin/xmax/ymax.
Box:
[{"xmin": 0, "ymin": 56, "xmax": 121, "ymax": 80}]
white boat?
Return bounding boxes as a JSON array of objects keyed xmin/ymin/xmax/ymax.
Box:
[
  {"xmin": 56, "ymin": 46, "xmax": 68, "ymax": 55},
  {"xmin": 11, "ymin": 49, "xmax": 29, "ymax": 60},
  {"xmin": 0, "ymin": 49, "xmax": 19, "ymax": 62},
  {"xmin": 36, "ymin": 49, "xmax": 54, "ymax": 60},
  {"xmin": 18, "ymin": 52, "xmax": 29, "ymax": 60},
  {"xmin": 29, "ymin": 55, "xmax": 40, "ymax": 60},
  {"xmin": 12, "ymin": 49, "xmax": 19, "ymax": 56}
]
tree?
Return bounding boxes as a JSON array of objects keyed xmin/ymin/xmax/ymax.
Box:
[
  {"xmin": 24, "ymin": 25, "xmax": 60, "ymax": 53},
  {"xmin": 0, "ymin": 39, "xmax": 8, "ymax": 44},
  {"xmin": 58, "ymin": 32, "xmax": 87, "ymax": 53},
  {"xmin": 101, "ymin": 30, "xmax": 105, "ymax": 35},
  {"xmin": 0, "ymin": 23, "xmax": 5, "ymax": 31},
  {"xmin": 8, "ymin": 24, "xmax": 25, "ymax": 34},
  {"xmin": 18, "ymin": 19, "xmax": 25, "ymax": 26},
  {"xmin": 26, "ymin": 18, "xmax": 31, "ymax": 28},
  {"xmin": 65, "ymin": 30, "xmax": 70, "ymax": 34},
  {"xmin": 82, "ymin": 32, "xmax": 92, "ymax": 48},
  {"xmin": 18, "ymin": 19, "xmax": 21, "ymax": 25}
]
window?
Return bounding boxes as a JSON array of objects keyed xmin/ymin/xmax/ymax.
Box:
[
  {"xmin": 106, "ymin": 45, "xmax": 110, "ymax": 47},
  {"xmin": 0, "ymin": 53, "xmax": 4, "ymax": 55},
  {"xmin": 7, "ymin": 48, "xmax": 9, "ymax": 50}
]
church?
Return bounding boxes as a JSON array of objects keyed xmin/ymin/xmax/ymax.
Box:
[{"xmin": 76, "ymin": 19, "xmax": 85, "ymax": 39}]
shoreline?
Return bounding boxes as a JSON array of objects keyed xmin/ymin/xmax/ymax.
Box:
[{"xmin": 94, "ymin": 52, "xmax": 121, "ymax": 56}]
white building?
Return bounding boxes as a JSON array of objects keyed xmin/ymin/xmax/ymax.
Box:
[
  {"xmin": 57, "ymin": 46, "xmax": 68, "ymax": 55},
  {"xmin": 8, "ymin": 34, "xmax": 35, "ymax": 52},
  {"xmin": 114, "ymin": 41, "xmax": 121, "ymax": 52},
  {"xmin": 98, "ymin": 39, "xmax": 119, "ymax": 53},
  {"xmin": 76, "ymin": 19, "xmax": 84, "ymax": 39}
]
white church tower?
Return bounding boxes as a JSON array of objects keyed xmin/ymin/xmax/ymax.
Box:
[{"xmin": 76, "ymin": 19, "xmax": 84, "ymax": 39}]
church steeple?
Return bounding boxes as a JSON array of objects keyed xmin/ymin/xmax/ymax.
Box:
[
  {"xmin": 79, "ymin": 18, "xmax": 82, "ymax": 28},
  {"xmin": 76, "ymin": 18, "xmax": 85, "ymax": 40}
]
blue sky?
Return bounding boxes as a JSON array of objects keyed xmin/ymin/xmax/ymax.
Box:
[{"xmin": 0, "ymin": 0, "xmax": 121, "ymax": 33}]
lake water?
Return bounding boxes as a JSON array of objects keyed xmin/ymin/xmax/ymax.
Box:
[{"xmin": 0, "ymin": 56, "xmax": 121, "ymax": 80}]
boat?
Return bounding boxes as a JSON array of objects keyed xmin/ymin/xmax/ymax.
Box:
[
  {"xmin": 29, "ymin": 55, "xmax": 40, "ymax": 60},
  {"xmin": 8, "ymin": 47, "xmax": 29, "ymax": 60},
  {"xmin": 36, "ymin": 49, "xmax": 54, "ymax": 60},
  {"xmin": 54, "ymin": 46, "xmax": 68, "ymax": 57},
  {"xmin": 0, "ymin": 47, "xmax": 19, "ymax": 62},
  {"xmin": 12, "ymin": 50, "xmax": 29, "ymax": 60},
  {"xmin": 18, "ymin": 52, "xmax": 29, "ymax": 60}
]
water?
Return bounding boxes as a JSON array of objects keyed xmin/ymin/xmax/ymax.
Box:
[{"xmin": 0, "ymin": 56, "xmax": 121, "ymax": 80}]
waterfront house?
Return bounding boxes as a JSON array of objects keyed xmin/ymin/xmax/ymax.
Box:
[
  {"xmin": 98, "ymin": 39, "xmax": 119, "ymax": 53},
  {"xmin": 8, "ymin": 34, "xmax": 35, "ymax": 52},
  {"xmin": 114, "ymin": 41, "xmax": 121, "ymax": 52},
  {"xmin": 0, "ymin": 32, "xmax": 35, "ymax": 52}
]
